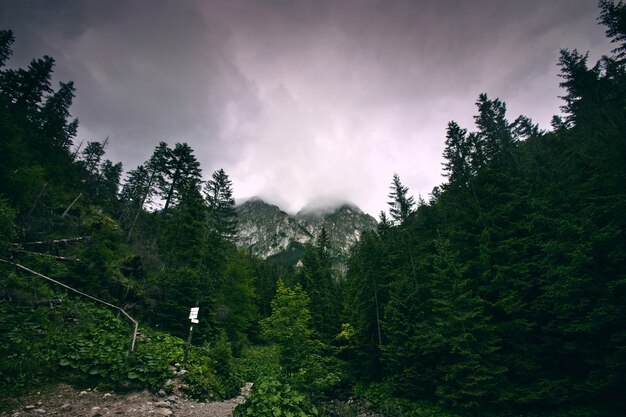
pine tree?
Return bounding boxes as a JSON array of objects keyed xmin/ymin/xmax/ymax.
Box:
[
  {"xmin": 344, "ymin": 231, "xmax": 388, "ymax": 380},
  {"xmin": 220, "ymin": 251, "xmax": 257, "ymax": 355},
  {"xmin": 298, "ymin": 239, "xmax": 340, "ymax": 343},
  {"xmin": 0, "ymin": 30, "xmax": 13, "ymax": 68},
  {"xmin": 204, "ymin": 169, "xmax": 238, "ymax": 240},
  {"xmin": 387, "ymin": 173, "xmax": 415, "ymax": 225},
  {"xmin": 159, "ymin": 142, "xmax": 202, "ymax": 212},
  {"xmin": 599, "ymin": 0, "xmax": 626, "ymax": 63},
  {"xmin": 429, "ymin": 238, "xmax": 505, "ymax": 409},
  {"xmin": 442, "ymin": 121, "xmax": 472, "ymax": 188}
]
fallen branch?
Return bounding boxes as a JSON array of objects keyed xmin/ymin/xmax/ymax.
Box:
[
  {"xmin": 0, "ymin": 259, "xmax": 138, "ymax": 352},
  {"xmin": 15, "ymin": 236, "xmax": 89, "ymax": 246},
  {"xmin": 12, "ymin": 249, "xmax": 80, "ymax": 262},
  {"xmin": 61, "ymin": 193, "xmax": 82, "ymax": 218}
]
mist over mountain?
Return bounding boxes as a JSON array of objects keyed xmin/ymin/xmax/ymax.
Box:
[{"xmin": 235, "ymin": 198, "xmax": 377, "ymax": 267}]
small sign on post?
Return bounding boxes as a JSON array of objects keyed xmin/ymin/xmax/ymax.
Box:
[
  {"xmin": 189, "ymin": 307, "xmax": 199, "ymax": 324},
  {"xmin": 183, "ymin": 306, "xmax": 199, "ymax": 368}
]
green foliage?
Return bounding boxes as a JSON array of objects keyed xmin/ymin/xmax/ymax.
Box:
[
  {"xmin": 234, "ymin": 344, "xmax": 282, "ymax": 383},
  {"xmin": 0, "ymin": 197, "xmax": 16, "ymax": 255},
  {"xmin": 184, "ymin": 333, "xmax": 241, "ymax": 400},
  {"xmin": 59, "ymin": 322, "xmax": 183, "ymax": 390},
  {"xmin": 354, "ymin": 383, "xmax": 461, "ymax": 417},
  {"xmin": 262, "ymin": 281, "xmax": 315, "ymax": 374},
  {"xmin": 0, "ymin": 294, "xmax": 241, "ymax": 401},
  {"xmin": 205, "ymin": 168, "xmax": 238, "ymax": 240},
  {"xmin": 343, "ymin": 5, "xmax": 626, "ymax": 413},
  {"xmin": 234, "ymin": 377, "xmax": 319, "ymax": 417},
  {"xmin": 0, "ymin": 297, "xmax": 176, "ymax": 395},
  {"xmin": 292, "ymin": 350, "xmax": 347, "ymax": 398},
  {"xmin": 387, "ymin": 173, "xmax": 415, "ymax": 224},
  {"xmin": 297, "ymin": 241, "xmax": 340, "ymax": 344},
  {"xmin": 342, "ymin": 231, "xmax": 387, "ymax": 381},
  {"xmin": 220, "ymin": 251, "xmax": 257, "ymax": 355}
]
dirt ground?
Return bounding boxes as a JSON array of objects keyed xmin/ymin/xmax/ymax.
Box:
[{"xmin": 1, "ymin": 382, "xmax": 253, "ymax": 417}]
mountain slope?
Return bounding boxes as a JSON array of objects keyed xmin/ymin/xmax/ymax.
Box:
[{"xmin": 235, "ymin": 198, "xmax": 377, "ymax": 265}]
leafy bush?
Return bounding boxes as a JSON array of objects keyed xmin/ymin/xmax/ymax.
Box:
[
  {"xmin": 293, "ymin": 352, "xmax": 347, "ymax": 398},
  {"xmin": 184, "ymin": 333, "xmax": 241, "ymax": 400},
  {"xmin": 58, "ymin": 310, "xmax": 182, "ymax": 390},
  {"xmin": 234, "ymin": 344, "xmax": 281, "ymax": 382},
  {"xmin": 354, "ymin": 383, "xmax": 461, "ymax": 417},
  {"xmin": 234, "ymin": 377, "xmax": 319, "ymax": 417}
]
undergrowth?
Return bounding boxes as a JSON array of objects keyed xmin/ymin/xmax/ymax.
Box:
[{"xmin": 0, "ymin": 294, "xmax": 239, "ymax": 401}]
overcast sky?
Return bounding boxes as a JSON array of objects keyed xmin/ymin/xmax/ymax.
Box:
[{"xmin": 0, "ymin": 0, "xmax": 613, "ymax": 216}]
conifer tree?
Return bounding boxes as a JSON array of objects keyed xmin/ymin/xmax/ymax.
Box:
[
  {"xmin": 599, "ymin": 0, "xmax": 626, "ymax": 62},
  {"xmin": 429, "ymin": 238, "xmax": 505, "ymax": 408},
  {"xmin": 442, "ymin": 121, "xmax": 471, "ymax": 188},
  {"xmin": 344, "ymin": 231, "xmax": 387, "ymax": 380},
  {"xmin": 0, "ymin": 30, "xmax": 13, "ymax": 67},
  {"xmin": 299, "ymin": 237, "xmax": 339, "ymax": 343},
  {"xmin": 204, "ymin": 169, "xmax": 238, "ymax": 240},
  {"xmin": 159, "ymin": 142, "xmax": 202, "ymax": 212},
  {"xmin": 387, "ymin": 173, "xmax": 415, "ymax": 225},
  {"xmin": 220, "ymin": 251, "xmax": 257, "ymax": 355},
  {"xmin": 262, "ymin": 281, "xmax": 315, "ymax": 374}
]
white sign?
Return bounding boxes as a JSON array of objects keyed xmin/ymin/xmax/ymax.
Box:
[{"xmin": 189, "ymin": 307, "xmax": 199, "ymax": 324}]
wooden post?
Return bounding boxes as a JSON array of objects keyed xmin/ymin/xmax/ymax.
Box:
[
  {"xmin": 183, "ymin": 306, "xmax": 199, "ymax": 368},
  {"xmin": 183, "ymin": 325, "xmax": 194, "ymax": 368}
]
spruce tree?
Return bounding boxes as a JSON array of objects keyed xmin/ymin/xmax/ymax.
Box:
[
  {"xmin": 262, "ymin": 281, "xmax": 315, "ymax": 374},
  {"xmin": 204, "ymin": 168, "xmax": 238, "ymax": 240},
  {"xmin": 387, "ymin": 173, "xmax": 415, "ymax": 225}
]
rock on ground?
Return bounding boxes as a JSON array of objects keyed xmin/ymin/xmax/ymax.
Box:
[{"xmin": 1, "ymin": 383, "xmax": 252, "ymax": 417}]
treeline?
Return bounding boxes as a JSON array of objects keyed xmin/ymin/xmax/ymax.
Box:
[{"xmin": 341, "ymin": 1, "xmax": 626, "ymax": 415}]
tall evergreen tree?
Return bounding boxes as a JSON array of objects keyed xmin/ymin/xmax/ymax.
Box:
[
  {"xmin": 599, "ymin": 0, "xmax": 626, "ymax": 62},
  {"xmin": 159, "ymin": 142, "xmax": 202, "ymax": 212},
  {"xmin": 298, "ymin": 236, "xmax": 340, "ymax": 343},
  {"xmin": 387, "ymin": 173, "xmax": 415, "ymax": 225},
  {"xmin": 343, "ymin": 231, "xmax": 388, "ymax": 380},
  {"xmin": 442, "ymin": 121, "xmax": 472, "ymax": 188},
  {"xmin": 262, "ymin": 281, "xmax": 315, "ymax": 374},
  {"xmin": 204, "ymin": 169, "xmax": 238, "ymax": 240}
]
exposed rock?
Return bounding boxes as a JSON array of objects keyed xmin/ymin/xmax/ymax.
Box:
[{"xmin": 235, "ymin": 198, "xmax": 377, "ymax": 268}]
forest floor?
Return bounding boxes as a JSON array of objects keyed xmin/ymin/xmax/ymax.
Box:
[{"xmin": 1, "ymin": 382, "xmax": 253, "ymax": 417}]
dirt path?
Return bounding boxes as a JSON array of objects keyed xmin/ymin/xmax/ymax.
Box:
[{"xmin": 2, "ymin": 383, "xmax": 253, "ymax": 417}]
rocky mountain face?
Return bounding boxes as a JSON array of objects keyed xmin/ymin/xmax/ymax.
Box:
[{"xmin": 235, "ymin": 198, "xmax": 377, "ymax": 267}]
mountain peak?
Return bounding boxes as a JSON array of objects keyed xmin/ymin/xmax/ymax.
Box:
[
  {"xmin": 296, "ymin": 199, "xmax": 360, "ymax": 218},
  {"xmin": 235, "ymin": 199, "xmax": 377, "ymax": 265}
]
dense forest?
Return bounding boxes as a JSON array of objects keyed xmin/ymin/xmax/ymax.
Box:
[{"xmin": 1, "ymin": 1, "xmax": 625, "ymax": 417}]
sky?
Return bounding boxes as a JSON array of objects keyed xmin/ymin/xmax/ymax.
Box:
[{"xmin": 0, "ymin": 0, "xmax": 613, "ymax": 216}]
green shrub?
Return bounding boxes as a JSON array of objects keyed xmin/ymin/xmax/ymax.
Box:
[
  {"xmin": 59, "ymin": 313, "xmax": 183, "ymax": 390},
  {"xmin": 234, "ymin": 377, "xmax": 319, "ymax": 417},
  {"xmin": 234, "ymin": 344, "xmax": 281, "ymax": 382},
  {"xmin": 293, "ymin": 353, "xmax": 347, "ymax": 398},
  {"xmin": 184, "ymin": 334, "xmax": 241, "ymax": 400},
  {"xmin": 354, "ymin": 383, "xmax": 461, "ymax": 417}
]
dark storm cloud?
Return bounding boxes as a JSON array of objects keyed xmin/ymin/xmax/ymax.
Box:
[{"xmin": 0, "ymin": 0, "xmax": 612, "ymax": 215}]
